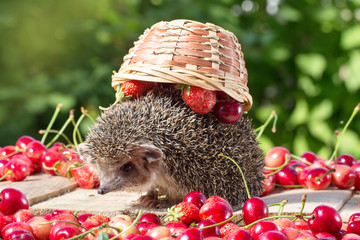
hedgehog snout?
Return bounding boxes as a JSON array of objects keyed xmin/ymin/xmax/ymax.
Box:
[{"xmin": 97, "ymin": 186, "xmax": 108, "ymax": 195}]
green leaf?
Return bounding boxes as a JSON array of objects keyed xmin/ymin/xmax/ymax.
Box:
[
  {"xmin": 297, "ymin": 75, "xmax": 321, "ymax": 97},
  {"xmin": 96, "ymin": 231, "xmax": 110, "ymax": 240},
  {"xmin": 338, "ymin": 130, "xmax": 360, "ymax": 158},
  {"xmin": 341, "ymin": 25, "xmax": 360, "ymax": 50},
  {"xmin": 278, "ymin": 5, "xmax": 302, "ymax": 22},
  {"xmin": 309, "ymin": 99, "xmax": 333, "ymax": 121},
  {"xmin": 295, "ymin": 53, "xmax": 327, "ymax": 79}
]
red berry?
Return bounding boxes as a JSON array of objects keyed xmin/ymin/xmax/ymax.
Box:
[
  {"xmin": 183, "ymin": 191, "xmax": 207, "ymax": 209},
  {"xmin": 308, "ymin": 205, "xmax": 342, "ymax": 235},
  {"xmin": 242, "ymin": 197, "xmax": 269, "ymax": 225},
  {"xmin": 264, "ymin": 147, "xmax": 290, "ymax": 168},
  {"xmin": 214, "ymin": 100, "xmax": 243, "ymax": 124},
  {"xmin": 121, "ymin": 80, "xmax": 156, "ymax": 99},
  {"xmin": 25, "ymin": 141, "xmax": 47, "ymax": 163}
]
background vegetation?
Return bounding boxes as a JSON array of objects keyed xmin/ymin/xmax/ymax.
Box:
[{"xmin": 1, "ymin": 0, "xmax": 360, "ymax": 158}]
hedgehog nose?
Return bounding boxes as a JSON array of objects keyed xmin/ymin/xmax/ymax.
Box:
[{"xmin": 97, "ymin": 187, "xmax": 107, "ymax": 195}]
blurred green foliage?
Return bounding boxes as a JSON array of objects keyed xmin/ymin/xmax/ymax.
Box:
[{"xmin": 1, "ymin": 0, "xmax": 359, "ymax": 158}]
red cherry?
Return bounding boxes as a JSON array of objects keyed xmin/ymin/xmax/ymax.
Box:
[
  {"xmin": 242, "ymin": 197, "xmax": 269, "ymax": 225},
  {"xmin": 275, "ymin": 166, "xmax": 298, "ymax": 189},
  {"xmin": 0, "ymin": 159, "xmax": 10, "ymax": 179},
  {"xmin": 41, "ymin": 151, "xmax": 66, "ymax": 175},
  {"xmin": 224, "ymin": 228, "xmax": 252, "ymax": 240},
  {"xmin": 1, "ymin": 222, "xmax": 33, "ymax": 240},
  {"xmin": 347, "ymin": 220, "xmax": 360, "ymax": 234},
  {"xmin": 50, "ymin": 226, "xmax": 82, "ymax": 240},
  {"xmin": 336, "ymin": 154, "xmax": 356, "ymax": 166},
  {"xmin": 199, "ymin": 201, "xmax": 233, "ymax": 225},
  {"xmin": 138, "ymin": 213, "xmax": 161, "ymax": 225},
  {"xmin": 214, "ymin": 100, "xmax": 243, "ymax": 124},
  {"xmin": 70, "ymin": 164, "xmax": 100, "ymax": 189},
  {"xmin": 183, "ymin": 191, "xmax": 207, "ymax": 209},
  {"xmin": 349, "ymin": 213, "xmax": 360, "ymax": 223},
  {"xmin": 258, "ymin": 230, "xmax": 287, "ymax": 240},
  {"xmin": 6, "ymin": 229, "xmax": 35, "ymax": 240},
  {"xmin": 0, "ymin": 188, "xmax": 29, "ymax": 215},
  {"xmin": 204, "ymin": 196, "xmax": 232, "ymax": 209},
  {"xmin": 15, "ymin": 136, "xmax": 35, "ymax": 150},
  {"xmin": 305, "ymin": 167, "xmax": 332, "ymax": 190},
  {"xmin": 332, "ymin": 164, "xmax": 356, "ymax": 189},
  {"xmin": 293, "ymin": 219, "xmax": 310, "ymax": 231},
  {"xmin": 177, "ymin": 228, "xmax": 202, "ymax": 240},
  {"xmin": 77, "ymin": 213, "xmax": 93, "ymax": 224},
  {"xmin": 136, "ymin": 222, "xmax": 159, "ymax": 235},
  {"xmin": 250, "ymin": 220, "xmax": 278, "ymax": 240},
  {"xmin": 351, "ymin": 162, "xmax": 360, "ymax": 190},
  {"xmin": 308, "ymin": 205, "xmax": 342, "ymax": 235},
  {"xmin": 197, "ymin": 219, "xmax": 221, "ymax": 238},
  {"xmin": 301, "ymin": 151, "xmax": 318, "ymax": 164},
  {"xmin": 25, "ymin": 141, "xmax": 47, "ymax": 163},
  {"xmin": 0, "ymin": 146, "xmax": 21, "ymax": 159},
  {"xmin": 260, "ymin": 170, "xmax": 276, "ymax": 197},
  {"xmin": 264, "ymin": 147, "xmax": 290, "ymax": 168},
  {"xmin": 2, "ymin": 159, "xmax": 30, "ymax": 181}
]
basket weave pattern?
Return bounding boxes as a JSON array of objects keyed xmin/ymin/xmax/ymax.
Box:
[{"xmin": 112, "ymin": 19, "xmax": 252, "ymax": 111}]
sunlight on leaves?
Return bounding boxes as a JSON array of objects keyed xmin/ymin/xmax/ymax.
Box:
[{"xmin": 295, "ymin": 53, "xmax": 327, "ymax": 80}]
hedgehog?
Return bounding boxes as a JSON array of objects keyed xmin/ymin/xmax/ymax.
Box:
[{"xmin": 79, "ymin": 88, "xmax": 264, "ymax": 209}]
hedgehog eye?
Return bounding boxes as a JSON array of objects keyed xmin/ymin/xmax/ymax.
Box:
[{"xmin": 122, "ymin": 163, "xmax": 134, "ymax": 173}]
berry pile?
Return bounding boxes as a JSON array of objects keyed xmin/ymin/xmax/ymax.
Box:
[
  {"xmin": 0, "ymin": 135, "xmax": 100, "ymax": 189},
  {"xmin": 2, "ymin": 188, "xmax": 360, "ymax": 240},
  {"xmin": 105, "ymin": 80, "xmax": 244, "ymax": 124}
]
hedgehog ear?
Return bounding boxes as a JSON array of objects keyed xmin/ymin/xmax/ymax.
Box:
[
  {"xmin": 139, "ymin": 144, "xmax": 164, "ymax": 163},
  {"xmin": 78, "ymin": 142, "xmax": 94, "ymax": 164}
]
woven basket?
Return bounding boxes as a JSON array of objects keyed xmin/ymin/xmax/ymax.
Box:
[{"xmin": 112, "ymin": 19, "xmax": 252, "ymax": 111}]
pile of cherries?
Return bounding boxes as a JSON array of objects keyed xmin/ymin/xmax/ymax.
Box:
[
  {"xmin": 2, "ymin": 187, "xmax": 360, "ymax": 240},
  {"xmin": 261, "ymin": 146, "xmax": 360, "ymax": 197},
  {"xmin": 0, "ymin": 135, "xmax": 99, "ymax": 189}
]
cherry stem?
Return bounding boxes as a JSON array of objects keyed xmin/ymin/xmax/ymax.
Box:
[
  {"xmin": 255, "ymin": 110, "xmax": 277, "ymax": 140},
  {"xmin": 264, "ymin": 154, "xmax": 291, "ymax": 174},
  {"xmin": 219, "ymin": 154, "xmax": 251, "ymax": 200},
  {"xmin": 278, "ymin": 200, "xmax": 288, "ymax": 216},
  {"xmin": 314, "ymin": 168, "xmax": 335, "ymax": 182},
  {"xmin": 0, "ymin": 147, "xmax": 24, "ymax": 159},
  {"xmin": 329, "ymin": 102, "xmax": 360, "ymax": 162},
  {"xmin": 198, "ymin": 216, "xmax": 235, "ymax": 230},
  {"xmin": 46, "ymin": 110, "xmax": 74, "ymax": 148},
  {"xmin": 109, "ymin": 210, "xmax": 143, "ymax": 240},
  {"xmin": 41, "ymin": 104, "xmax": 63, "ymax": 144},
  {"xmin": 39, "ymin": 129, "xmax": 73, "ymax": 147},
  {"xmin": 40, "ymin": 220, "xmax": 89, "ymax": 231},
  {"xmin": 290, "ymin": 154, "xmax": 312, "ymax": 165},
  {"xmin": 72, "ymin": 107, "xmax": 86, "ymax": 149},
  {"xmin": 0, "ymin": 170, "xmax": 12, "ymax": 181}
]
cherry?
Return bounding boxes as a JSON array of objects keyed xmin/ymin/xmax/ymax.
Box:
[
  {"xmin": 301, "ymin": 151, "xmax": 318, "ymax": 164},
  {"xmin": 199, "ymin": 201, "xmax": 233, "ymax": 225},
  {"xmin": 0, "ymin": 159, "xmax": 10, "ymax": 178},
  {"xmin": 11, "ymin": 154, "xmax": 40, "ymax": 175},
  {"xmin": 136, "ymin": 222, "xmax": 160, "ymax": 235},
  {"xmin": 145, "ymin": 226, "xmax": 171, "ymax": 239},
  {"xmin": 258, "ymin": 230, "xmax": 287, "ymax": 240},
  {"xmin": 275, "ymin": 165, "xmax": 298, "ymax": 188},
  {"xmin": 342, "ymin": 233, "xmax": 360, "ymax": 240},
  {"xmin": 197, "ymin": 219, "xmax": 221, "ymax": 238},
  {"xmin": 177, "ymin": 228, "xmax": 202, "ymax": 240},
  {"xmin": 349, "ymin": 213, "xmax": 360, "ymax": 223},
  {"xmin": 351, "ymin": 162, "xmax": 360, "ymax": 190},
  {"xmin": 264, "ymin": 146, "xmax": 290, "ymax": 168},
  {"xmin": 1, "ymin": 222, "xmax": 33, "ymax": 240},
  {"xmin": 214, "ymin": 100, "xmax": 243, "ymax": 124},
  {"xmin": 332, "ymin": 164, "xmax": 356, "ymax": 189},
  {"xmin": 6, "ymin": 229, "xmax": 35, "ymax": 240},
  {"xmin": 41, "ymin": 151, "xmax": 66, "ymax": 176},
  {"xmin": 0, "ymin": 187, "xmax": 29, "ymax": 216},
  {"xmin": 77, "ymin": 213, "xmax": 93, "ymax": 224},
  {"xmin": 204, "ymin": 196, "xmax": 232, "ymax": 209},
  {"xmin": 164, "ymin": 221, "xmax": 188, "ymax": 234},
  {"xmin": 293, "ymin": 219, "xmax": 310, "ymax": 231},
  {"xmin": 305, "ymin": 167, "xmax": 332, "ymax": 190},
  {"xmin": 25, "ymin": 141, "xmax": 47, "ymax": 163},
  {"xmin": 1, "ymin": 159, "xmax": 30, "ymax": 181},
  {"xmin": 27, "ymin": 216, "xmax": 52, "ymax": 240},
  {"xmin": 315, "ymin": 232, "xmax": 336, "ymax": 240},
  {"xmin": 336, "ymin": 154, "xmax": 356, "ymax": 166},
  {"xmin": 272, "ymin": 218, "xmax": 294, "ymax": 231},
  {"xmin": 70, "ymin": 164, "xmax": 100, "ymax": 189},
  {"xmin": 15, "ymin": 136, "xmax": 35, "ymax": 150},
  {"xmin": 289, "ymin": 160, "xmax": 308, "ymax": 173},
  {"xmin": 0, "ymin": 146, "xmax": 21, "ymax": 159},
  {"xmin": 261, "ymin": 170, "xmax": 276, "ymax": 197},
  {"xmin": 51, "ymin": 209, "xmax": 74, "ymax": 217},
  {"xmin": 14, "ymin": 209, "xmax": 34, "ymax": 223},
  {"xmin": 250, "ymin": 220, "xmax": 278, "ymax": 240},
  {"xmin": 347, "ymin": 220, "xmax": 360, "ymax": 235},
  {"xmin": 138, "ymin": 213, "xmax": 161, "ymax": 225},
  {"xmin": 50, "ymin": 226, "xmax": 82, "ymax": 240},
  {"xmin": 281, "ymin": 227, "xmax": 300, "ymax": 240},
  {"xmin": 224, "ymin": 228, "xmax": 252, "ymax": 240},
  {"xmin": 183, "ymin": 191, "xmax": 207, "ymax": 209},
  {"xmin": 307, "ymin": 205, "xmax": 342, "ymax": 235},
  {"xmin": 242, "ymin": 197, "xmax": 269, "ymax": 225}
]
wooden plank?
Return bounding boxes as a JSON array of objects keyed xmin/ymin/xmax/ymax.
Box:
[
  {"xmin": 0, "ymin": 172, "xmax": 78, "ymax": 205},
  {"xmin": 30, "ymin": 188, "xmax": 169, "ymax": 219},
  {"xmin": 339, "ymin": 193, "xmax": 360, "ymax": 222}
]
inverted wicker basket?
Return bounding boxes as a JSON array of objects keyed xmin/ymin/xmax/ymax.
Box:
[{"xmin": 112, "ymin": 19, "xmax": 252, "ymax": 111}]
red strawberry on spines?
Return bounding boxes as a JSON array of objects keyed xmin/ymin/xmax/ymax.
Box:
[
  {"xmin": 179, "ymin": 85, "xmax": 217, "ymax": 114},
  {"xmin": 164, "ymin": 201, "xmax": 201, "ymax": 226},
  {"xmin": 120, "ymin": 80, "xmax": 156, "ymax": 99}
]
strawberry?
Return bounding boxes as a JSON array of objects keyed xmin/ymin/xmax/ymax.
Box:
[
  {"xmin": 220, "ymin": 221, "xmax": 240, "ymax": 238},
  {"xmin": 70, "ymin": 164, "xmax": 100, "ymax": 189},
  {"xmin": 164, "ymin": 201, "xmax": 201, "ymax": 226},
  {"xmin": 180, "ymin": 85, "xmax": 216, "ymax": 114},
  {"xmin": 120, "ymin": 80, "xmax": 156, "ymax": 99}
]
